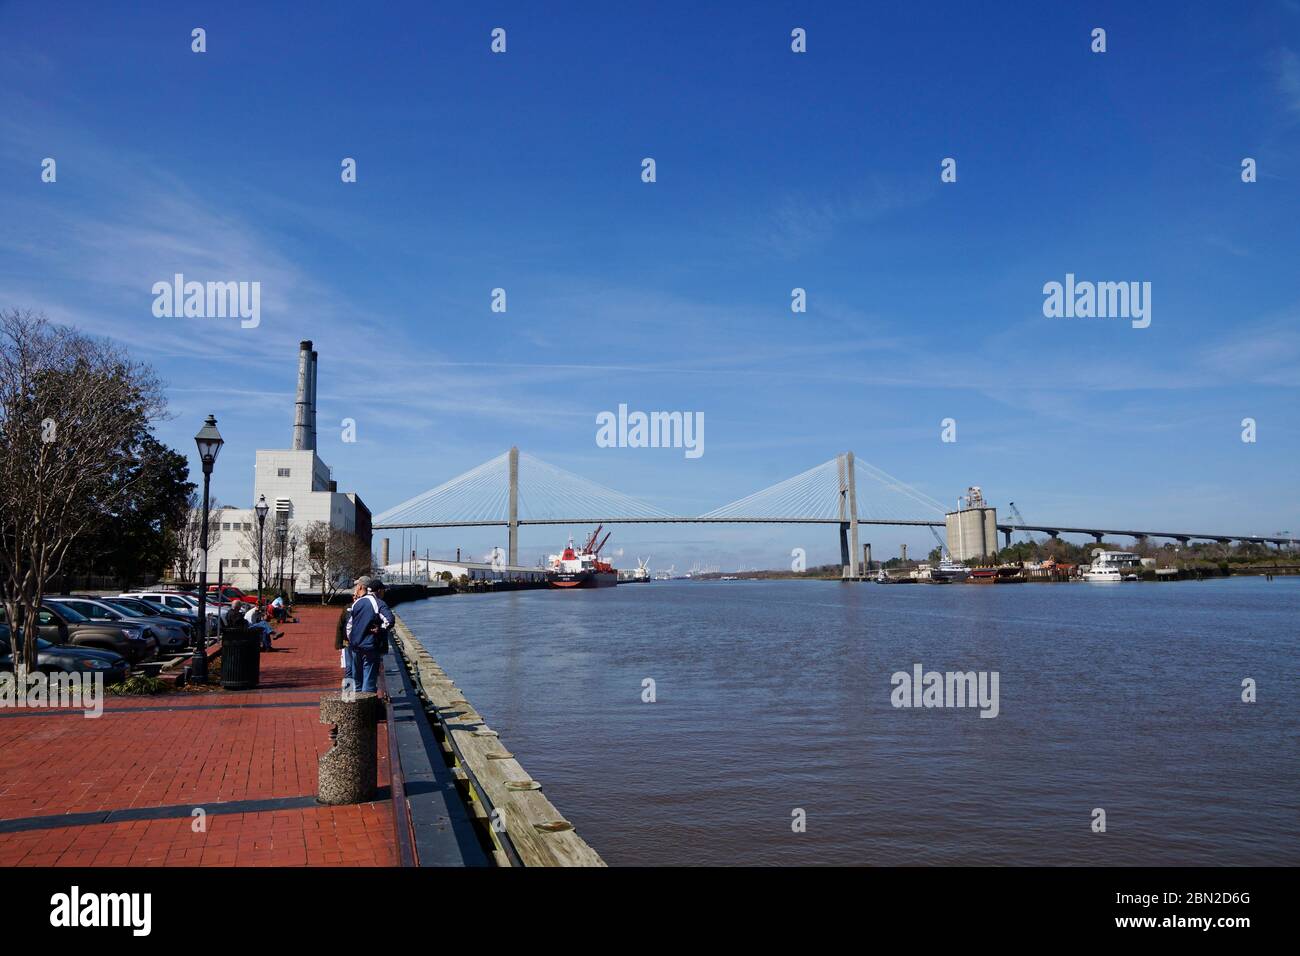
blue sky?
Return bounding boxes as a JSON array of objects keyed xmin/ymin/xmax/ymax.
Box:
[{"xmin": 3, "ymin": 1, "xmax": 1298, "ymax": 569}]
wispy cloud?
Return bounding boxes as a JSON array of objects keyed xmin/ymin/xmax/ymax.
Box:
[
  {"xmin": 748, "ymin": 175, "xmax": 931, "ymax": 258},
  {"xmin": 1272, "ymin": 47, "xmax": 1300, "ymax": 115}
]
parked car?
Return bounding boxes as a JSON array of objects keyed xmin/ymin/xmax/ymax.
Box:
[
  {"xmin": 0, "ymin": 628, "xmax": 130, "ymax": 684},
  {"xmin": 121, "ymin": 591, "xmax": 215, "ymax": 632},
  {"xmin": 3, "ymin": 601, "xmax": 160, "ymax": 664},
  {"xmin": 207, "ymin": 585, "xmax": 258, "ymax": 606},
  {"xmin": 124, "ymin": 590, "xmax": 211, "ymax": 618},
  {"xmin": 105, "ymin": 595, "xmax": 195, "ymax": 630},
  {"xmin": 106, "ymin": 597, "xmax": 201, "ymax": 645},
  {"xmin": 53, "ymin": 596, "xmax": 191, "ymax": 655}
]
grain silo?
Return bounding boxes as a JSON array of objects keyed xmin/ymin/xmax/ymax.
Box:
[{"xmin": 945, "ymin": 487, "xmax": 999, "ymax": 561}]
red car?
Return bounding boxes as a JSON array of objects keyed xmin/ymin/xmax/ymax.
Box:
[{"xmin": 207, "ymin": 585, "xmax": 258, "ymax": 606}]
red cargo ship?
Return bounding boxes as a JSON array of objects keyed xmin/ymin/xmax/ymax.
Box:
[{"xmin": 547, "ymin": 526, "xmax": 617, "ymax": 588}]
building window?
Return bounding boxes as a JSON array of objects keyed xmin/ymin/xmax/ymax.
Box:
[
  {"xmin": 242, "ymin": 559, "xmax": 250, "ymax": 568},
  {"xmin": 278, "ymin": 468, "xmax": 291, "ymax": 477},
  {"xmin": 222, "ymin": 522, "xmax": 231, "ymax": 531}
]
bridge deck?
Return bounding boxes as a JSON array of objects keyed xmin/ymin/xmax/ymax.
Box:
[{"xmin": 373, "ymin": 517, "xmax": 1295, "ymax": 546}]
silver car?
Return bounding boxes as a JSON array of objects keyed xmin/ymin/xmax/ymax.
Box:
[{"xmin": 54, "ymin": 596, "xmax": 191, "ymax": 656}]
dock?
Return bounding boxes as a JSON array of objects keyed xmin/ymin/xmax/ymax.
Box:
[
  {"xmin": 0, "ymin": 602, "xmax": 602, "ymax": 867},
  {"xmin": 0, "ymin": 606, "xmax": 397, "ymax": 866}
]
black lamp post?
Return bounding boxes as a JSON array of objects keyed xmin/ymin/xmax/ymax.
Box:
[
  {"xmin": 276, "ymin": 524, "xmax": 287, "ymax": 596},
  {"xmin": 192, "ymin": 414, "xmax": 224, "ymax": 683},
  {"xmin": 255, "ymin": 494, "xmax": 269, "ymax": 605}
]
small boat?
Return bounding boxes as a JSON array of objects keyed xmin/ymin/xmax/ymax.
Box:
[{"xmin": 1084, "ymin": 566, "xmax": 1122, "ymax": 582}]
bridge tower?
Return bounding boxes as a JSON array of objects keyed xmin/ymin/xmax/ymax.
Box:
[
  {"xmin": 508, "ymin": 445, "xmax": 519, "ymax": 566},
  {"xmin": 838, "ymin": 452, "xmax": 860, "ymax": 579}
]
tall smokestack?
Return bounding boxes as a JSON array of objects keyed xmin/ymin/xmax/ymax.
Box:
[
  {"xmin": 292, "ymin": 340, "xmax": 312, "ymax": 450},
  {"xmin": 308, "ymin": 349, "xmax": 319, "ymax": 451}
]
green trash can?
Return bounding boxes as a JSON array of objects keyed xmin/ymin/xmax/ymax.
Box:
[{"xmin": 220, "ymin": 626, "xmax": 261, "ymax": 690}]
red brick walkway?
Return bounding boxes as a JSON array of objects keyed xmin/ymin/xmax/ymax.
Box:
[{"xmin": 0, "ymin": 605, "xmax": 397, "ymax": 866}]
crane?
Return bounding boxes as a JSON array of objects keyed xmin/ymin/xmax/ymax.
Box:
[
  {"xmin": 581, "ymin": 525, "xmax": 612, "ymax": 557},
  {"xmin": 926, "ymin": 524, "xmax": 949, "ymax": 561},
  {"xmin": 1007, "ymin": 502, "xmax": 1037, "ymax": 545}
]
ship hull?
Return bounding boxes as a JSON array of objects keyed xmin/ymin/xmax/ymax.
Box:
[{"xmin": 549, "ymin": 570, "xmax": 617, "ymax": 589}]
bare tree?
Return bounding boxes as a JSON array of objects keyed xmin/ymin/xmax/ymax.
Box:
[
  {"xmin": 172, "ymin": 491, "xmax": 223, "ymax": 583},
  {"xmin": 238, "ymin": 516, "xmax": 304, "ymax": 597},
  {"xmin": 266, "ymin": 519, "xmax": 303, "ymax": 597},
  {"xmin": 236, "ymin": 519, "xmax": 270, "ymax": 598},
  {"xmin": 302, "ymin": 521, "xmax": 371, "ymax": 604},
  {"xmin": 0, "ymin": 310, "xmax": 166, "ymax": 679}
]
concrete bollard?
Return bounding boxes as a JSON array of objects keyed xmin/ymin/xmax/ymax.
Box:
[{"xmin": 317, "ymin": 692, "xmax": 382, "ymax": 804}]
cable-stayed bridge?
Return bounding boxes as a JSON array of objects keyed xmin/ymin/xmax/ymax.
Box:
[{"xmin": 372, "ymin": 448, "xmax": 1297, "ymax": 577}]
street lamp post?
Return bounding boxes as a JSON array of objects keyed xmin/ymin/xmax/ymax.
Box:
[
  {"xmin": 276, "ymin": 524, "xmax": 287, "ymax": 596},
  {"xmin": 192, "ymin": 415, "xmax": 224, "ymax": 684},
  {"xmin": 255, "ymin": 495, "xmax": 269, "ymax": 605}
]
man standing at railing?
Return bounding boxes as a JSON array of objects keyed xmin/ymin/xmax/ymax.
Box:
[
  {"xmin": 347, "ymin": 577, "xmax": 392, "ymax": 693},
  {"xmin": 369, "ymin": 579, "xmax": 394, "ymax": 657},
  {"xmin": 340, "ymin": 579, "xmax": 367, "ymax": 688}
]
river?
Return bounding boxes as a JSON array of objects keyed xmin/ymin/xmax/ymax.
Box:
[{"xmin": 397, "ymin": 577, "xmax": 1298, "ymax": 866}]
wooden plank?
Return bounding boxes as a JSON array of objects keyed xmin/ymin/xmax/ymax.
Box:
[{"xmin": 392, "ymin": 615, "xmax": 606, "ymax": 867}]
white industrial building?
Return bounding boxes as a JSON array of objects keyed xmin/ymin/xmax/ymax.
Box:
[
  {"xmin": 200, "ymin": 341, "xmax": 371, "ymax": 594},
  {"xmin": 379, "ymin": 556, "xmax": 548, "ymax": 584}
]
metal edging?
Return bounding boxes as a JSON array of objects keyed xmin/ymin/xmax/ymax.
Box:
[
  {"xmin": 383, "ymin": 641, "xmax": 493, "ymax": 867},
  {"xmin": 380, "ymin": 664, "xmax": 419, "ymax": 867}
]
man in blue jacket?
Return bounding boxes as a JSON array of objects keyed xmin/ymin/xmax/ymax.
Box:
[{"xmin": 347, "ymin": 577, "xmax": 393, "ymax": 693}]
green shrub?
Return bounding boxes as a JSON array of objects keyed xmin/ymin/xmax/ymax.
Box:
[{"xmin": 106, "ymin": 674, "xmax": 169, "ymax": 696}]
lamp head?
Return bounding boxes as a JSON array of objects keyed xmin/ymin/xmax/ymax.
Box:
[{"xmin": 194, "ymin": 415, "xmax": 224, "ymax": 471}]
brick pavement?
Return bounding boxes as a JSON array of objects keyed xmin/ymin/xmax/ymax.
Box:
[{"xmin": 0, "ymin": 605, "xmax": 397, "ymax": 866}]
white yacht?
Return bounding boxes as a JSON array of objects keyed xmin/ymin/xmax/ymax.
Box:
[
  {"xmin": 1084, "ymin": 549, "xmax": 1140, "ymax": 582},
  {"xmin": 933, "ymin": 560, "xmax": 972, "ymax": 583}
]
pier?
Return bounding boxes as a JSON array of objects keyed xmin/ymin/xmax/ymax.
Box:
[
  {"xmin": 0, "ymin": 607, "xmax": 397, "ymax": 866},
  {"xmin": 0, "ymin": 602, "xmax": 600, "ymax": 868}
]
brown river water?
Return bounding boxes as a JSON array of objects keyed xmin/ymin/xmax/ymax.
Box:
[{"xmin": 399, "ymin": 577, "xmax": 1298, "ymax": 866}]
